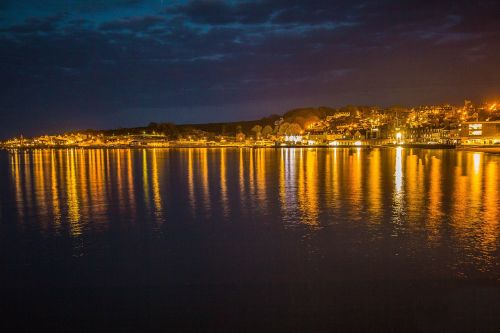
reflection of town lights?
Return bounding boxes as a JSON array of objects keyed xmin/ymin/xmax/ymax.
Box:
[{"xmin": 473, "ymin": 153, "xmax": 481, "ymax": 174}]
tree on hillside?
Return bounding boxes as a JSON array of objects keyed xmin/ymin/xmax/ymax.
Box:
[
  {"xmin": 261, "ymin": 125, "xmax": 273, "ymax": 138},
  {"xmin": 251, "ymin": 125, "xmax": 262, "ymax": 139},
  {"xmin": 287, "ymin": 123, "xmax": 302, "ymax": 135},
  {"xmin": 158, "ymin": 122, "xmax": 178, "ymax": 137},
  {"xmin": 278, "ymin": 122, "xmax": 290, "ymax": 135}
]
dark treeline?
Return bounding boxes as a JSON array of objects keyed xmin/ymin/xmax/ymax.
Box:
[{"xmin": 66, "ymin": 105, "xmax": 420, "ymax": 139}]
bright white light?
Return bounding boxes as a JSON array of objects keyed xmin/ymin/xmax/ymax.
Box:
[
  {"xmin": 473, "ymin": 153, "xmax": 481, "ymax": 174},
  {"xmin": 354, "ymin": 141, "xmax": 362, "ymax": 146},
  {"xmin": 329, "ymin": 141, "xmax": 339, "ymax": 146},
  {"xmin": 395, "ymin": 147, "xmax": 403, "ymax": 193},
  {"xmin": 396, "ymin": 132, "xmax": 402, "ymax": 140},
  {"xmin": 285, "ymin": 135, "xmax": 302, "ymax": 143}
]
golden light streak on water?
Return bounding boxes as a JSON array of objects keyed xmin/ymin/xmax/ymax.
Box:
[
  {"xmin": 238, "ymin": 148, "xmax": 246, "ymax": 210},
  {"xmin": 481, "ymin": 159, "xmax": 499, "ymax": 256},
  {"xmin": 188, "ymin": 148, "xmax": 196, "ymax": 214},
  {"xmin": 483, "ymin": 160, "xmax": 498, "ymax": 227},
  {"xmin": 331, "ymin": 148, "xmax": 340, "ymax": 212},
  {"xmin": 66, "ymin": 149, "xmax": 81, "ymax": 236},
  {"xmin": 33, "ymin": 151, "xmax": 48, "ymax": 232},
  {"xmin": 297, "ymin": 149, "xmax": 306, "ymax": 224},
  {"xmin": 304, "ymin": 149, "xmax": 319, "ymax": 226},
  {"xmin": 11, "ymin": 151, "xmax": 24, "ymax": 220},
  {"xmin": 115, "ymin": 150, "xmax": 125, "ymax": 212},
  {"xmin": 99, "ymin": 149, "xmax": 108, "ymax": 203},
  {"xmin": 255, "ymin": 148, "xmax": 267, "ymax": 214},
  {"xmin": 279, "ymin": 149, "xmax": 286, "ymax": 213},
  {"xmin": 395, "ymin": 147, "xmax": 403, "ymax": 194},
  {"xmin": 279, "ymin": 149, "xmax": 298, "ymax": 224},
  {"xmin": 405, "ymin": 152, "xmax": 424, "ymax": 222},
  {"xmin": 89, "ymin": 149, "xmax": 108, "ymax": 223},
  {"xmin": 88, "ymin": 150, "xmax": 97, "ymax": 218},
  {"xmin": 23, "ymin": 152, "xmax": 33, "ymax": 210},
  {"xmin": 77, "ymin": 149, "xmax": 90, "ymax": 220},
  {"xmin": 427, "ymin": 155, "xmax": 443, "ymax": 243},
  {"xmin": 95, "ymin": 149, "xmax": 103, "ymax": 194},
  {"xmin": 473, "ymin": 152, "xmax": 481, "ymax": 174},
  {"xmin": 105, "ymin": 149, "xmax": 111, "ymax": 184},
  {"xmin": 220, "ymin": 148, "xmax": 229, "ymax": 218},
  {"xmin": 469, "ymin": 153, "xmax": 482, "ymax": 220},
  {"xmin": 367, "ymin": 148, "xmax": 382, "ymax": 223},
  {"xmin": 392, "ymin": 147, "xmax": 405, "ymax": 234},
  {"xmin": 324, "ymin": 149, "xmax": 331, "ymax": 207},
  {"xmin": 126, "ymin": 149, "xmax": 136, "ymax": 218},
  {"xmin": 200, "ymin": 148, "xmax": 211, "ymax": 216},
  {"xmin": 451, "ymin": 153, "xmax": 468, "ymax": 236},
  {"xmin": 248, "ymin": 148, "xmax": 255, "ymax": 200},
  {"xmin": 151, "ymin": 149, "xmax": 163, "ymax": 221},
  {"xmin": 468, "ymin": 153, "xmax": 491, "ymax": 269},
  {"xmin": 348, "ymin": 149, "xmax": 362, "ymax": 221},
  {"xmin": 87, "ymin": 149, "xmax": 95, "ymax": 210},
  {"xmin": 50, "ymin": 150, "xmax": 61, "ymax": 231},
  {"xmin": 142, "ymin": 149, "xmax": 150, "ymax": 210}
]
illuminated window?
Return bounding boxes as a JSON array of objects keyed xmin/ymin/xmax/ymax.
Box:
[{"xmin": 468, "ymin": 124, "xmax": 482, "ymax": 136}]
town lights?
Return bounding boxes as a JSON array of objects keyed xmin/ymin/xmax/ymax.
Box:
[
  {"xmin": 284, "ymin": 135, "xmax": 302, "ymax": 143},
  {"xmin": 354, "ymin": 141, "xmax": 362, "ymax": 146},
  {"xmin": 395, "ymin": 132, "xmax": 404, "ymax": 145}
]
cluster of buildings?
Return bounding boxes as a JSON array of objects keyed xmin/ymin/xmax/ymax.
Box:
[
  {"xmin": 2, "ymin": 101, "xmax": 499, "ymax": 149},
  {"xmin": 0, "ymin": 132, "xmax": 261, "ymax": 149},
  {"xmin": 1, "ymin": 133, "xmax": 172, "ymax": 149},
  {"xmin": 283, "ymin": 101, "xmax": 500, "ymax": 147}
]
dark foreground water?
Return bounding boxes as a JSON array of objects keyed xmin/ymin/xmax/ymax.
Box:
[{"xmin": 1, "ymin": 148, "xmax": 499, "ymax": 332}]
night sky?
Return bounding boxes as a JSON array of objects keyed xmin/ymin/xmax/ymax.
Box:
[{"xmin": 1, "ymin": 1, "xmax": 499, "ymax": 138}]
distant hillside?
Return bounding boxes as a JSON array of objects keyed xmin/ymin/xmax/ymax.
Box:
[
  {"xmin": 73, "ymin": 107, "xmax": 336, "ymax": 137},
  {"xmin": 66, "ymin": 105, "xmax": 405, "ymax": 138},
  {"xmin": 176, "ymin": 114, "xmax": 281, "ymax": 136},
  {"xmin": 282, "ymin": 107, "xmax": 337, "ymax": 128}
]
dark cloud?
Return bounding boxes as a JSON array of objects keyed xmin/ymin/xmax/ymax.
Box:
[
  {"xmin": 167, "ymin": 0, "xmax": 366, "ymax": 26},
  {"xmin": 99, "ymin": 15, "xmax": 166, "ymax": 31},
  {"xmin": 3, "ymin": 14, "xmax": 63, "ymax": 33},
  {"xmin": 167, "ymin": 0, "xmax": 274, "ymax": 25}
]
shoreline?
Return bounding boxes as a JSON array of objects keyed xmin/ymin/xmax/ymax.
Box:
[{"xmin": 2, "ymin": 145, "xmax": 500, "ymax": 154}]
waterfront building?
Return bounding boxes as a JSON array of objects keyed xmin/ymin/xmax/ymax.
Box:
[
  {"xmin": 406, "ymin": 127, "xmax": 451, "ymax": 144},
  {"xmin": 460, "ymin": 121, "xmax": 500, "ymax": 145}
]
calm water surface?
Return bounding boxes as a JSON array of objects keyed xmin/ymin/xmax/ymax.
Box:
[{"xmin": 1, "ymin": 148, "xmax": 499, "ymax": 331}]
